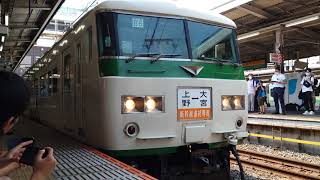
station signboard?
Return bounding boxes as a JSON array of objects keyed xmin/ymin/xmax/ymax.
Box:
[
  {"xmin": 269, "ymin": 53, "xmax": 283, "ymax": 63},
  {"xmin": 242, "ymin": 59, "xmax": 266, "ymax": 70}
]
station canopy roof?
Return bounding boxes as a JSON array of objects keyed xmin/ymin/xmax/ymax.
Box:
[
  {"xmin": 222, "ymin": 0, "xmax": 320, "ymax": 63},
  {"xmin": 0, "ymin": 0, "xmax": 64, "ymax": 71}
]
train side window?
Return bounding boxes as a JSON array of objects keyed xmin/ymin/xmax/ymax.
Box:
[
  {"xmin": 64, "ymin": 54, "xmax": 71, "ymax": 92},
  {"xmin": 86, "ymin": 27, "xmax": 92, "ymax": 62},
  {"xmin": 40, "ymin": 74, "xmax": 48, "ymax": 97},
  {"xmin": 76, "ymin": 44, "xmax": 81, "ymax": 84},
  {"xmin": 96, "ymin": 12, "xmax": 116, "ymax": 56},
  {"xmin": 33, "ymin": 79, "xmax": 39, "ymax": 96},
  {"xmin": 48, "ymin": 71, "xmax": 52, "ymax": 96},
  {"xmin": 52, "ymin": 68, "xmax": 58, "ymax": 93}
]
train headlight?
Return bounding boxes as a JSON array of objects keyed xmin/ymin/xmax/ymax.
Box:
[
  {"xmin": 146, "ymin": 98, "xmax": 156, "ymax": 111},
  {"xmin": 125, "ymin": 99, "xmax": 135, "ymax": 111},
  {"xmin": 221, "ymin": 95, "xmax": 245, "ymax": 111},
  {"xmin": 122, "ymin": 96, "xmax": 144, "ymax": 113},
  {"xmin": 222, "ymin": 97, "xmax": 232, "ymax": 110},
  {"xmin": 122, "ymin": 96, "xmax": 164, "ymax": 113},
  {"xmin": 145, "ymin": 96, "xmax": 163, "ymax": 112}
]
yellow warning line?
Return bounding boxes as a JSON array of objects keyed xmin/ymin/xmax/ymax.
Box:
[{"xmin": 249, "ymin": 133, "xmax": 320, "ymax": 146}]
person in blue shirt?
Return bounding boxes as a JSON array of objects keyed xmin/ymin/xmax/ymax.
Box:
[{"xmin": 256, "ymin": 82, "xmax": 267, "ymax": 114}]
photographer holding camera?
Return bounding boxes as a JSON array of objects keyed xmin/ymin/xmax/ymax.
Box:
[
  {"xmin": 301, "ymin": 68, "xmax": 315, "ymax": 115},
  {"xmin": 0, "ymin": 71, "xmax": 56, "ymax": 179}
]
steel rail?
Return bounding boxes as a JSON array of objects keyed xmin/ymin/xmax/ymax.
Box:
[{"xmin": 230, "ymin": 149, "xmax": 320, "ymax": 180}]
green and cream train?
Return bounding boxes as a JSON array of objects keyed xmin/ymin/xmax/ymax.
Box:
[{"xmin": 27, "ymin": 0, "xmax": 247, "ymax": 177}]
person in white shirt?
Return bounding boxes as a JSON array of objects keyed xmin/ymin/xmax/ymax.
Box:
[
  {"xmin": 247, "ymin": 73, "xmax": 257, "ymax": 112},
  {"xmin": 270, "ymin": 66, "xmax": 286, "ymax": 115},
  {"xmin": 301, "ymin": 68, "xmax": 315, "ymax": 115}
]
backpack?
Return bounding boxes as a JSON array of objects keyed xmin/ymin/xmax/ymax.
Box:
[
  {"xmin": 312, "ymin": 77, "xmax": 318, "ymax": 91},
  {"xmin": 313, "ymin": 78, "xmax": 318, "ymax": 87}
]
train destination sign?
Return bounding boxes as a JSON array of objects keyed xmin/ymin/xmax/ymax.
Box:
[{"xmin": 177, "ymin": 87, "xmax": 212, "ymax": 121}]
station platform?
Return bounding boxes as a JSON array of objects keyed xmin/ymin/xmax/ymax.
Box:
[
  {"xmin": 248, "ymin": 112, "xmax": 320, "ymax": 122},
  {"xmin": 248, "ymin": 112, "xmax": 320, "ymax": 130},
  {"xmin": 247, "ymin": 112, "xmax": 320, "ymax": 154},
  {"xmin": 4, "ymin": 118, "xmax": 156, "ymax": 180}
]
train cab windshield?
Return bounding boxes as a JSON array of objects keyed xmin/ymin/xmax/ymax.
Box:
[{"xmin": 97, "ymin": 12, "xmax": 239, "ymax": 63}]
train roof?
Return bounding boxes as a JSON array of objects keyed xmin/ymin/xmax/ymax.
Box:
[{"xmin": 94, "ymin": 0, "xmax": 236, "ymax": 28}]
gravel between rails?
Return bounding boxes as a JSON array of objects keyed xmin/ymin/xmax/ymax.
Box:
[
  {"xmin": 230, "ymin": 143, "xmax": 320, "ymax": 180},
  {"xmin": 238, "ymin": 143, "xmax": 320, "ymax": 166}
]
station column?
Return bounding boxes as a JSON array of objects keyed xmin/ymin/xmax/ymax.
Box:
[{"xmin": 275, "ymin": 25, "xmax": 284, "ymax": 72}]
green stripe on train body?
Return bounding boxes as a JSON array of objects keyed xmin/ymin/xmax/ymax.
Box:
[{"xmin": 99, "ymin": 59, "xmax": 245, "ymax": 80}]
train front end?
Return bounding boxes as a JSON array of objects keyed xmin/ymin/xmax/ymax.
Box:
[
  {"xmin": 94, "ymin": 10, "xmax": 248, "ymax": 157},
  {"xmin": 90, "ymin": 3, "xmax": 247, "ymax": 176}
]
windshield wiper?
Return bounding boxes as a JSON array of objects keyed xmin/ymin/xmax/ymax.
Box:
[
  {"xmin": 151, "ymin": 54, "xmax": 181, "ymax": 64},
  {"xmin": 199, "ymin": 56, "xmax": 224, "ymax": 65},
  {"xmin": 126, "ymin": 53, "xmax": 160, "ymax": 63}
]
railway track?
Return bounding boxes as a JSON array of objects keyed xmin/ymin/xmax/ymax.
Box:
[{"xmin": 230, "ymin": 149, "xmax": 320, "ymax": 179}]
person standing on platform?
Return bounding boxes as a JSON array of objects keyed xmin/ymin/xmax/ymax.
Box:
[
  {"xmin": 271, "ymin": 66, "xmax": 286, "ymax": 115},
  {"xmin": 247, "ymin": 73, "xmax": 257, "ymax": 112},
  {"xmin": 0, "ymin": 71, "xmax": 57, "ymax": 180},
  {"xmin": 301, "ymin": 68, "xmax": 315, "ymax": 115},
  {"xmin": 256, "ymin": 82, "xmax": 267, "ymax": 114}
]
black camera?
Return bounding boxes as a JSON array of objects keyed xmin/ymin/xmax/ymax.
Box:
[{"xmin": 7, "ymin": 137, "xmax": 48, "ymax": 166}]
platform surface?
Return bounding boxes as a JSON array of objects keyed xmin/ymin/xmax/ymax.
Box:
[
  {"xmin": 248, "ymin": 117, "xmax": 320, "ymax": 130},
  {"xmin": 248, "ymin": 112, "xmax": 320, "ymax": 122},
  {"xmin": 3, "ymin": 119, "xmax": 156, "ymax": 180}
]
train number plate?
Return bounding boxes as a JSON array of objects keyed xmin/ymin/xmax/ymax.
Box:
[{"xmin": 177, "ymin": 87, "xmax": 212, "ymax": 121}]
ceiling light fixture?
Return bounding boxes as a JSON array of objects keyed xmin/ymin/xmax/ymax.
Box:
[
  {"xmin": 285, "ymin": 15, "xmax": 319, "ymax": 27},
  {"xmin": 0, "ymin": 45, "xmax": 3, "ymax": 52},
  {"xmin": 211, "ymin": 0, "xmax": 253, "ymax": 13},
  {"xmin": 237, "ymin": 32, "xmax": 260, "ymax": 40},
  {"xmin": 1, "ymin": 36, "xmax": 5, "ymax": 43},
  {"xmin": 5, "ymin": 15, "xmax": 9, "ymax": 26}
]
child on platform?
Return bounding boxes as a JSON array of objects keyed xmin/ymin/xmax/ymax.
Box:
[{"xmin": 257, "ymin": 82, "xmax": 267, "ymax": 114}]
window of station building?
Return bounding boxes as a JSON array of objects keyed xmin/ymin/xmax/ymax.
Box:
[
  {"xmin": 57, "ymin": 20, "xmax": 67, "ymax": 31},
  {"xmin": 64, "ymin": 22, "xmax": 71, "ymax": 31},
  {"xmin": 47, "ymin": 21, "xmax": 55, "ymax": 31}
]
